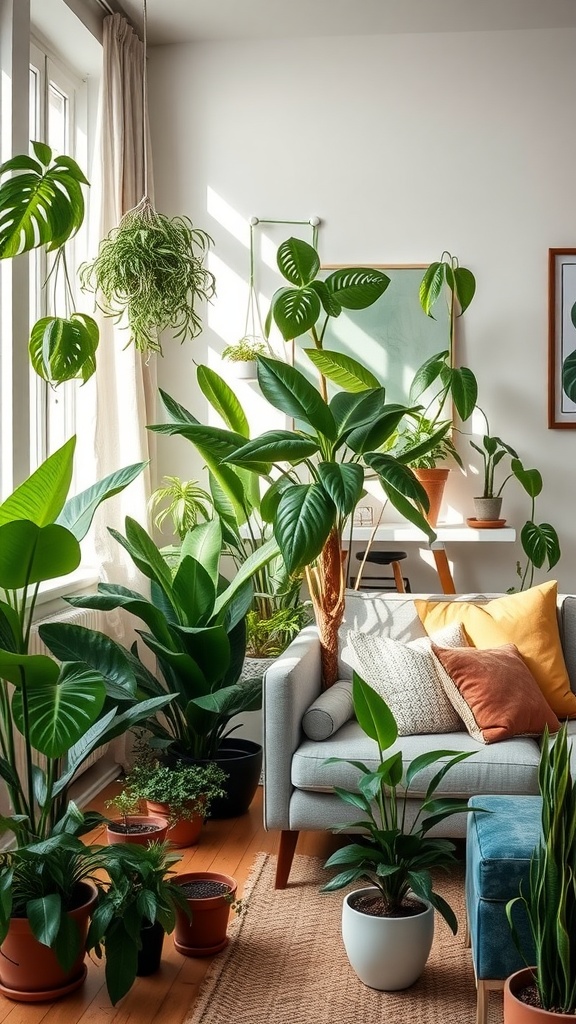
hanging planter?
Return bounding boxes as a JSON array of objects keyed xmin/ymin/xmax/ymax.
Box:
[{"xmin": 80, "ymin": 0, "xmax": 215, "ymax": 356}]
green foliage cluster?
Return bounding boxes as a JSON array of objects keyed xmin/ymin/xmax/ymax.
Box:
[
  {"xmin": 148, "ymin": 475, "xmax": 213, "ymax": 542},
  {"xmin": 222, "ymin": 336, "xmax": 267, "ymax": 361},
  {"xmin": 0, "ymin": 142, "xmax": 98, "ymax": 384},
  {"xmin": 246, "ymin": 604, "xmax": 312, "ymax": 658},
  {"xmin": 80, "ymin": 200, "xmax": 216, "ymax": 354},
  {"xmin": 322, "ymin": 674, "xmax": 479, "ymax": 933},
  {"xmin": 507, "ymin": 724, "xmax": 576, "ymax": 1014},
  {"xmin": 120, "ymin": 757, "xmax": 228, "ymax": 823},
  {"xmin": 87, "ymin": 842, "xmax": 190, "ymax": 1006}
]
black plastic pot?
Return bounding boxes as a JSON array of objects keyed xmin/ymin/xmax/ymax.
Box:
[
  {"xmin": 170, "ymin": 739, "xmax": 263, "ymax": 819},
  {"xmin": 136, "ymin": 921, "xmax": 165, "ymax": 977}
]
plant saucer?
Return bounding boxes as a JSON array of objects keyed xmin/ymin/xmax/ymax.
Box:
[{"xmin": 466, "ymin": 517, "xmax": 507, "ymax": 530}]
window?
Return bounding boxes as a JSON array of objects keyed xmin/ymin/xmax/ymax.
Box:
[{"xmin": 28, "ymin": 39, "xmax": 88, "ymax": 476}]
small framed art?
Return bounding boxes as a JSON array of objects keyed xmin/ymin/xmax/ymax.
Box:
[{"xmin": 548, "ymin": 248, "xmax": 576, "ymax": 428}]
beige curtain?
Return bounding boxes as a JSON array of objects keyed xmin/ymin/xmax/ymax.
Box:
[{"xmin": 90, "ymin": 12, "xmax": 156, "ymax": 603}]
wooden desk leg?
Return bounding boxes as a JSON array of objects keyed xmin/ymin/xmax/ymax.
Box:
[{"xmin": 432, "ymin": 546, "xmax": 456, "ymax": 594}]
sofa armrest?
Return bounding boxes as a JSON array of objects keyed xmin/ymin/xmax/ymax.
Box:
[{"xmin": 263, "ymin": 624, "xmax": 321, "ymax": 830}]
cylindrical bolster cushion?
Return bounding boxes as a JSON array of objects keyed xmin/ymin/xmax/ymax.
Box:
[{"xmin": 301, "ymin": 679, "xmax": 354, "ymax": 740}]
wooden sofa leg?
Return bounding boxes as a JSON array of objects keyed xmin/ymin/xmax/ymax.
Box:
[{"xmin": 275, "ymin": 830, "xmax": 299, "ymax": 888}]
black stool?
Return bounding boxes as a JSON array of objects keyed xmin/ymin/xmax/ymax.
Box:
[{"xmin": 350, "ymin": 550, "xmax": 411, "ymax": 593}]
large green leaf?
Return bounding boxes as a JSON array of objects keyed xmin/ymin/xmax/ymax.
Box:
[
  {"xmin": 304, "ymin": 349, "xmax": 381, "ymax": 392},
  {"xmin": 103, "ymin": 918, "xmax": 139, "ymax": 1006},
  {"xmin": 276, "ymin": 237, "xmax": 320, "ymax": 286},
  {"xmin": 259, "ymin": 475, "xmax": 294, "ymax": 523},
  {"xmin": 57, "ymin": 461, "xmax": 146, "ymax": 541},
  {"xmin": 12, "ymin": 664, "xmax": 106, "ymax": 758},
  {"xmin": 448, "ymin": 366, "xmax": 477, "ymax": 421},
  {"xmin": 365, "ymin": 453, "xmax": 436, "ymax": 542},
  {"xmin": 180, "ymin": 519, "xmax": 222, "ymax": 588},
  {"xmin": 110, "ymin": 518, "xmax": 174, "ymax": 596},
  {"xmin": 324, "ymin": 267, "xmax": 390, "ymax": 310},
  {"xmin": 563, "ymin": 348, "xmax": 576, "ymax": 403},
  {"xmin": 66, "ymin": 585, "xmax": 174, "ymax": 647},
  {"xmin": 269, "ymin": 285, "xmax": 321, "ymax": 341},
  {"xmin": 419, "ymin": 262, "xmax": 446, "ymax": 317},
  {"xmin": 330, "ymin": 389, "xmax": 385, "ymax": 438},
  {"xmin": 274, "ymin": 484, "xmax": 335, "ymax": 573},
  {"xmin": 27, "ymin": 893, "xmax": 61, "ymax": 948},
  {"xmin": 408, "ymin": 351, "xmax": 449, "ymax": 403},
  {"xmin": 29, "ymin": 313, "xmax": 99, "ymax": 385},
  {"xmin": 0, "ymin": 144, "xmax": 88, "ymax": 258},
  {"xmin": 226, "ymin": 430, "xmax": 319, "ymax": 466},
  {"xmin": 346, "ymin": 404, "xmax": 409, "ymax": 455},
  {"xmin": 0, "ymin": 650, "xmax": 59, "ymax": 688},
  {"xmin": 317, "ymin": 462, "xmax": 364, "ymax": 516},
  {"xmin": 453, "ymin": 266, "xmax": 476, "ymax": 314},
  {"xmin": 213, "ymin": 536, "xmax": 279, "ymax": 618},
  {"xmin": 521, "ymin": 522, "xmax": 561, "ymax": 570},
  {"xmin": 511, "ymin": 460, "xmax": 542, "ymax": 498},
  {"xmin": 0, "ymin": 437, "xmax": 75, "ymax": 527},
  {"xmin": 172, "ymin": 556, "xmax": 216, "ymax": 626},
  {"xmin": 197, "ymin": 365, "xmax": 249, "ymax": 437},
  {"xmin": 0, "ymin": 520, "xmax": 80, "ymax": 588},
  {"xmin": 352, "ymin": 674, "xmax": 398, "ymax": 751},
  {"xmin": 39, "ymin": 623, "xmax": 137, "ymax": 700},
  {"xmin": 257, "ymin": 357, "xmax": 336, "ymax": 439}
]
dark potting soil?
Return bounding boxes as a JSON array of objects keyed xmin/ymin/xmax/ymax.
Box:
[
  {"xmin": 349, "ymin": 892, "xmax": 427, "ymax": 918},
  {"xmin": 178, "ymin": 880, "xmax": 232, "ymax": 899},
  {"xmin": 109, "ymin": 822, "xmax": 160, "ymax": 835},
  {"xmin": 515, "ymin": 983, "xmax": 566, "ymax": 1013}
]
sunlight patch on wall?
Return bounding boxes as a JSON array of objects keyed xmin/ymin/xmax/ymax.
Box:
[{"xmin": 206, "ymin": 187, "xmax": 249, "ymax": 249}]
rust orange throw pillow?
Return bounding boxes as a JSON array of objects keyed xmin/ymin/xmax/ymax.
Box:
[
  {"xmin": 431, "ymin": 643, "xmax": 560, "ymax": 744},
  {"xmin": 415, "ymin": 582, "xmax": 576, "ymax": 718}
]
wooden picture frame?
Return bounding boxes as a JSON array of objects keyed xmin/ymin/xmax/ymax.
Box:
[{"xmin": 548, "ymin": 248, "xmax": 576, "ymax": 428}]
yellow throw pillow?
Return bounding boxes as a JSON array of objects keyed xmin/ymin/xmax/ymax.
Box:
[{"xmin": 415, "ymin": 581, "xmax": 576, "ymax": 719}]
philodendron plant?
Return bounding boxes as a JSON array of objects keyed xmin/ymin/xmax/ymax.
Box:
[
  {"xmin": 150, "ymin": 238, "xmax": 442, "ymax": 687},
  {"xmin": 0, "ymin": 439, "xmax": 174, "ymax": 975}
]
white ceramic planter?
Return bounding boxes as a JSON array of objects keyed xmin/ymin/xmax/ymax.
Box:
[
  {"xmin": 341, "ymin": 887, "xmax": 434, "ymax": 990},
  {"xmin": 227, "ymin": 360, "xmax": 258, "ymax": 379}
]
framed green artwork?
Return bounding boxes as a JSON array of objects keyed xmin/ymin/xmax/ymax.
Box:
[{"xmin": 293, "ymin": 264, "xmax": 451, "ymax": 408}]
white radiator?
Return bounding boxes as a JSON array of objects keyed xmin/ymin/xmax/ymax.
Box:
[{"xmin": 23, "ymin": 605, "xmax": 111, "ymax": 778}]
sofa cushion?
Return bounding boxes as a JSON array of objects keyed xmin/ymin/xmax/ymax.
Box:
[
  {"xmin": 339, "ymin": 591, "xmax": 428, "ymax": 679},
  {"xmin": 346, "ymin": 623, "xmax": 464, "ymax": 735},
  {"xmin": 415, "ymin": 581, "xmax": 576, "ymax": 718},
  {"xmin": 432, "ymin": 642, "xmax": 560, "ymax": 743},
  {"xmin": 291, "ymin": 720, "xmax": 542, "ymax": 797},
  {"xmin": 301, "ymin": 679, "xmax": 353, "ymax": 740}
]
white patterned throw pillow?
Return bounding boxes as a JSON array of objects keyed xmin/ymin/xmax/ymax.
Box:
[{"xmin": 347, "ymin": 622, "xmax": 466, "ymax": 736}]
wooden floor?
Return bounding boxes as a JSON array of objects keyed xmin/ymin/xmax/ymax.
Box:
[{"xmin": 0, "ymin": 781, "xmax": 338, "ymax": 1024}]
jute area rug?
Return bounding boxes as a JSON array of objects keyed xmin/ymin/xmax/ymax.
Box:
[{"xmin": 185, "ymin": 853, "xmax": 504, "ymax": 1024}]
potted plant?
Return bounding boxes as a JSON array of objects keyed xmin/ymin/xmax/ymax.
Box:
[
  {"xmin": 149, "ymin": 237, "xmax": 442, "ymax": 688},
  {"xmin": 504, "ymin": 723, "xmax": 576, "ymax": 1021},
  {"xmin": 469, "ymin": 428, "xmax": 520, "ymax": 522},
  {"xmin": 172, "ymin": 870, "xmax": 243, "ymax": 957},
  {"xmin": 0, "ymin": 441, "xmax": 173, "ymax": 1001},
  {"xmin": 118, "ymin": 755, "xmax": 228, "ymax": 847},
  {"xmin": 393, "ymin": 253, "xmax": 478, "ymax": 523},
  {"xmin": 222, "ymin": 336, "xmax": 268, "ymax": 379},
  {"xmin": 87, "ymin": 842, "xmax": 191, "ymax": 1005},
  {"xmin": 104, "ymin": 790, "xmax": 169, "ymax": 847},
  {"xmin": 321, "ymin": 673, "xmax": 478, "ymax": 991},
  {"xmin": 62, "ymin": 516, "xmax": 278, "ymax": 816}
]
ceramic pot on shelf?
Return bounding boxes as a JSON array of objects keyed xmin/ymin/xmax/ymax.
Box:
[
  {"xmin": 173, "ymin": 871, "xmax": 238, "ymax": 956},
  {"xmin": 341, "ymin": 887, "xmax": 434, "ymax": 991},
  {"xmin": 473, "ymin": 496, "xmax": 503, "ymax": 522}
]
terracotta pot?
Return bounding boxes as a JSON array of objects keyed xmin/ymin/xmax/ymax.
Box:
[
  {"xmin": 413, "ymin": 468, "xmax": 449, "ymax": 527},
  {"xmin": 0, "ymin": 880, "xmax": 97, "ymax": 1001},
  {"xmin": 504, "ymin": 968, "xmax": 576, "ymax": 1022},
  {"xmin": 106, "ymin": 814, "xmax": 169, "ymax": 846},
  {"xmin": 173, "ymin": 871, "xmax": 237, "ymax": 956},
  {"xmin": 145, "ymin": 801, "xmax": 204, "ymax": 847}
]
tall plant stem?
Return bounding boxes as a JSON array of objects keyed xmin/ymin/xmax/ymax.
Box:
[
  {"xmin": 310, "ymin": 325, "xmax": 328, "ymax": 402},
  {"xmin": 305, "ymin": 528, "xmax": 346, "ymax": 687}
]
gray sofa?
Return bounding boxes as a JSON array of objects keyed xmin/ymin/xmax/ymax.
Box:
[{"xmin": 263, "ymin": 590, "xmax": 576, "ymax": 888}]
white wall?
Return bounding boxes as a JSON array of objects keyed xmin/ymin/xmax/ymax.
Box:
[{"xmin": 147, "ymin": 27, "xmax": 576, "ymax": 595}]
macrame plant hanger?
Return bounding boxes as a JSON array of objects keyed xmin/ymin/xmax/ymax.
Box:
[{"xmin": 128, "ymin": 0, "xmax": 153, "ymax": 225}]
